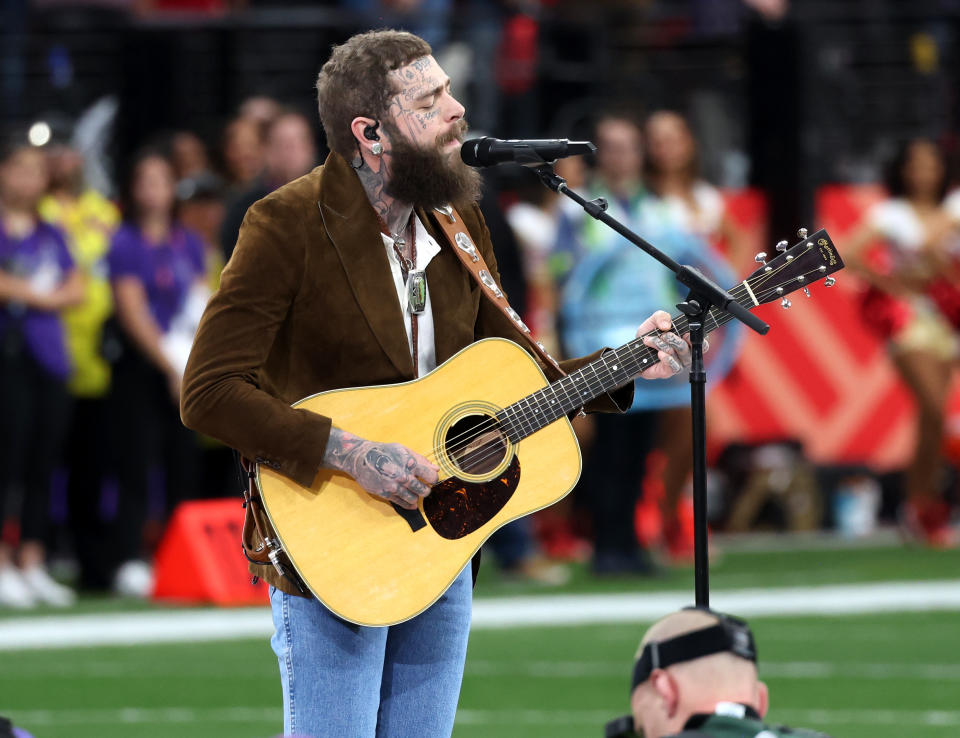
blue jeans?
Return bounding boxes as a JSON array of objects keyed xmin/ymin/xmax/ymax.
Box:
[{"xmin": 269, "ymin": 565, "xmax": 472, "ymax": 737}]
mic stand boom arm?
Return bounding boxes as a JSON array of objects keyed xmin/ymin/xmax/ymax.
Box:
[
  {"xmin": 533, "ymin": 165, "xmax": 769, "ymax": 335},
  {"xmin": 532, "ymin": 163, "xmax": 769, "ymax": 607}
]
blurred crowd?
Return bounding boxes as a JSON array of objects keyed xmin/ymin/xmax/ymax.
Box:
[
  {"xmin": 496, "ymin": 110, "xmax": 749, "ymax": 581},
  {"xmin": 2, "ymin": 83, "xmax": 959, "ymax": 610},
  {"xmin": 0, "ymin": 100, "xmax": 320, "ymax": 608}
]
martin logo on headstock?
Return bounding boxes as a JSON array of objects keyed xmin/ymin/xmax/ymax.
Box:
[{"xmin": 818, "ymin": 236, "xmax": 838, "ymax": 267}]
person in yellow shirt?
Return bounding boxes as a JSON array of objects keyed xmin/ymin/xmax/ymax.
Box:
[
  {"xmin": 39, "ymin": 142, "xmax": 119, "ymax": 397},
  {"xmin": 39, "ymin": 139, "xmax": 120, "ymax": 591}
]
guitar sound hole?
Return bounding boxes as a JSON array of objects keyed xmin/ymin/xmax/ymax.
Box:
[{"xmin": 445, "ymin": 414, "xmax": 507, "ymax": 476}]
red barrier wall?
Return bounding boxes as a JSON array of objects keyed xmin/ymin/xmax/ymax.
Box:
[{"xmin": 707, "ymin": 185, "xmax": 959, "ymax": 469}]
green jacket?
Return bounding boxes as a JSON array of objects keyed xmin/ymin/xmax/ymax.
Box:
[{"xmin": 670, "ymin": 710, "xmax": 832, "ymax": 738}]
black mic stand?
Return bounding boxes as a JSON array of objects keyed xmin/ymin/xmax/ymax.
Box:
[{"xmin": 531, "ymin": 163, "xmax": 769, "ymax": 607}]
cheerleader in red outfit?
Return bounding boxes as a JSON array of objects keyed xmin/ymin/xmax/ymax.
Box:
[{"xmin": 846, "ymin": 138, "xmax": 960, "ymax": 547}]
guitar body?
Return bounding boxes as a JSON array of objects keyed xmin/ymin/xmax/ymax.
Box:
[
  {"xmin": 253, "ymin": 226, "xmax": 845, "ymax": 627},
  {"xmin": 257, "ymin": 338, "xmax": 582, "ymax": 626}
]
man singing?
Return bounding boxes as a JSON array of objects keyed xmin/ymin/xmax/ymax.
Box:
[{"xmin": 181, "ymin": 29, "xmax": 693, "ymax": 737}]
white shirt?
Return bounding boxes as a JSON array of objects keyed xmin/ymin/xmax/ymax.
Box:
[
  {"xmin": 648, "ymin": 181, "xmax": 726, "ymax": 240},
  {"xmin": 868, "ymin": 198, "xmax": 927, "ymax": 253},
  {"xmin": 943, "ymin": 188, "xmax": 960, "ymax": 225},
  {"xmin": 506, "ymin": 202, "xmax": 557, "ymax": 282},
  {"xmin": 507, "ymin": 202, "xmax": 558, "ymax": 257},
  {"xmin": 380, "ymin": 215, "xmax": 441, "ymax": 378}
]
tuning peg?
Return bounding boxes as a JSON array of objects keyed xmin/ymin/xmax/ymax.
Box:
[
  {"xmin": 824, "ymin": 276, "xmax": 836, "ymax": 287},
  {"xmin": 754, "ymin": 251, "xmax": 767, "ymax": 265},
  {"xmin": 781, "ymin": 297, "xmax": 792, "ymax": 309},
  {"xmin": 803, "ymin": 287, "xmax": 811, "ymax": 298},
  {"xmin": 797, "ymin": 227, "xmax": 808, "ymax": 239},
  {"xmin": 776, "ymin": 240, "xmax": 789, "ymax": 252}
]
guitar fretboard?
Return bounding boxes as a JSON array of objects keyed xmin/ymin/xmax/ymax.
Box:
[
  {"xmin": 494, "ymin": 230, "xmax": 840, "ymax": 443},
  {"xmin": 496, "ymin": 306, "xmax": 728, "ymax": 443}
]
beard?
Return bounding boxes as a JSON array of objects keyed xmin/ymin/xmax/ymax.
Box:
[{"xmin": 383, "ymin": 120, "xmax": 483, "ymax": 210}]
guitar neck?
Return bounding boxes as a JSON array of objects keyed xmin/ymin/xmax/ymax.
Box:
[
  {"xmin": 497, "ymin": 305, "xmax": 731, "ymax": 443},
  {"xmin": 495, "ymin": 227, "xmax": 844, "ymax": 443}
]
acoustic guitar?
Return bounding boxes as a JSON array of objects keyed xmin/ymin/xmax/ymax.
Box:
[{"xmin": 257, "ymin": 229, "xmax": 843, "ymax": 626}]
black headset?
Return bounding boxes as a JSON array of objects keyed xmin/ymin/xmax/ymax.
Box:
[
  {"xmin": 363, "ymin": 120, "xmax": 380, "ymax": 141},
  {"xmin": 631, "ymin": 608, "xmax": 757, "ymax": 691}
]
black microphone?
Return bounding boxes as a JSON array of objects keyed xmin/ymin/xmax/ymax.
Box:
[{"xmin": 460, "ymin": 137, "xmax": 596, "ymax": 167}]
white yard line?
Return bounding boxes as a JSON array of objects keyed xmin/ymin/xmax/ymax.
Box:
[
  {"xmin": 0, "ymin": 706, "xmax": 280, "ymax": 727},
  {"xmin": 6, "ymin": 705, "xmax": 959, "ymax": 729},
  {"xmin": 0, "ymin": 579, "xmax": 958, "ymax": 651},
  {"xmin": 9, "ymin": 658, "xmax": 959, "ymax": 681},
  {"xmin": 0, "ymin": 608, "xmax": 271, "ymax": 650},
  {"xmin": 464, "ymin": 660, "xmax": 960, "ymax": 681},
  {"xmin": 454, "ymin": 707, "xmax": 960, "ymax": 727},
  {"xmin": 469, "ymin": 579, "xmax": 960, "ymax": 628},
  {"xmin": 775, "ymin": 708, "xmax": 960, "ymax": 728}
]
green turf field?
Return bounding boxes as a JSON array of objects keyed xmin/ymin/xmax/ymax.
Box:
[
  {"xmin": 471, "ymin": 538, "xmax": 960, "ymax": 596},
  {"xmin": 3, "ymin": 540, "xmax": 956, "ymax": 621},
  {"xmin": 2, "ymin": 543, "xmax": 959, "ymax": 738}
]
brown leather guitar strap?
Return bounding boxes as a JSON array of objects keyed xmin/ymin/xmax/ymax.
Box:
[
  {"xmin": 239, "ymin": 457, "xmax": 271, "ymax": 566},
  {"xmin": 239, "ymin": 456, "xmax": 306, "ymax": 594},
  {"xmin": 430, "ymin": 204, "xmax": 566, "ymax": 377}
]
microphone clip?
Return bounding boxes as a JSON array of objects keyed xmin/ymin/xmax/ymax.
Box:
[
  {"xmin": 586, "ymin": 196, "xmax": 609, "ymax": 218},
  {"xmin": 530, "ymin": 164, "xmax": 606, "ymax": 219}
]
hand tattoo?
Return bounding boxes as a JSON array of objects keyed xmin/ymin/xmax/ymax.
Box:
[
  {"xmin": 323, "ymin": 427, "xmax": 438, "ymax": 510},
  {"xmin": 366, "ymin": 448, "xmax": 401, "ymax": 478},
  {"xmin": 644, "ymin": 331, "xmax": 690, "ymax": 374},
  {"xmin": 662, "ymin": 333, "xmax": 688, "ymax": 352}
]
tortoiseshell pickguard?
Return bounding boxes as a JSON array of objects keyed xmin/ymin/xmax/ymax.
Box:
[{"xmin": 423, "ymin": 456, "xmax": 521, "ymax": 540}]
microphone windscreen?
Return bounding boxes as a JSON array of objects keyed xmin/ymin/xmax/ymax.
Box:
[{"xmin": 460, "ymin": 137, "xmax": 489, "ymax": 167}]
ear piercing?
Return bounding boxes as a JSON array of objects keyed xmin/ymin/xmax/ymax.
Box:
[{"xmin": 371, "ymin": 142, "xmax": 383, "ymax": 156}]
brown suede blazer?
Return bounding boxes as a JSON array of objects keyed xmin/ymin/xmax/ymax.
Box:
[{"xmin": 181, "ymin": 151, "xmax": 632, "ymax": 595}]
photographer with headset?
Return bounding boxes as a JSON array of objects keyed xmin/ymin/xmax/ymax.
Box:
[{"xmin": 607, "ymin": 608, "xmax": 831, "ymax": 738}]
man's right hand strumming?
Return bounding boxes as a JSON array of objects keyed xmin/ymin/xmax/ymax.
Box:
[{"xmin": 322, "ymin": 427, "xmax": 440, "ymax": 510}]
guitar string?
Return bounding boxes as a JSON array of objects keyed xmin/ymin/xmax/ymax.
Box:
[
  {"xmin": 428, "ymin": 272, "xmax": 796, "ymax": 481},
  {"xmin": 425, "ymin": 253, "xmax": 821, "ymax": 470},
  {"xmin": 429, "ymin": 247, "xmax": 817, "ymax": 460},
  {"xmin": 423, "ymin": 260, "xmax": 827, "ymax": 479},
  {"xmin": 426, "ymin": 255, "xmax": 817, "ymax": 472},
  {"xmin": 489, "ymin": 257, "xmax": 821, "ymax": 448},
  {"xmin": 424, "ymin": 303, "xmax": 723, "ymax": 465},
  {"xmin": 426, "ymin": 251, "xmax": 808, "ymax": 462}
]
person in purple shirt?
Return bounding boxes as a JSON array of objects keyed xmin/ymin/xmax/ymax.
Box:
[
  {"xmin": 107, "ymin": 147, "xmax": 208, "ymax": 595},
  {"xmin": 0, "ymin": 133, "xmax": 84, "ymax": 609}
]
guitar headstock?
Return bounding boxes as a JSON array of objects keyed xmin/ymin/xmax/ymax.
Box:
[{"xmin": 744, "ymin": 228, "xmax": 844, "ymax": 308}]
